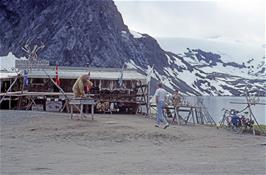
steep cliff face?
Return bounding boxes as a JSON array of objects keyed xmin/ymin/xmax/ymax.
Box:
[{"xmin": 0, "ymin": 0, "xmax": 168, "ymax": 73}]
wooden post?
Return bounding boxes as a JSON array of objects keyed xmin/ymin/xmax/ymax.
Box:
[
  {"xmin": 174, "ymin": 107, "xmax": 178, "ymax": 125},
  {"xmin": 43, "ymin": 96, "xmax": 46, "ymax": 111},
  {"xmin": 91, "ymin": 104, "xmax": 94, "ymax": 120},
  {"xmin": 80, "ymin": 104, "xmax": 84, "ymax": 119},
  {"xmin": 191, "ymin": 108, "xmax": 195, "ymax": 124},
  {"xmin": 109, "ymin": 81, "xmax": 112, "ymax": 90},
  {"xmin": 187, "ymin": 110, "xmax": 192, "ymax": 124},
  {"xmin": 66, "ymin": 101, "xmax": 70, "ymax": 113},
  {"xmin": 175, "ymin": 107, "xmax": 181, "ymax": 125},
  {"xmin": 246, "ymin": 104, "xmax": 255, "ymax": 135},
  {"xmin": 199, "ymin": 108, "xmax": 203, "ymax": 124},
  {"xmin": 195, "ymin": 109, "xmax": 199, "ymax": 124},
  {"xmin": 248, "ymin": 104, "xmax": 264, "ymax": 135},
  {"xmin": 99, "ymin": 80, "xmax": 102, "ymax": 90},
  {"xmin": 220, "ymin": 110, "xmax": 228, "ymax": 127},
  {"xmin": 139, "ymin": 80, "xmax": 148, "ymax": 115},
  {"xmin": 8, "ymin": 79, "xmax": 12, "ymax": 109},
  {"xmin": 244, "ymin": 91, "xmax": 265, "ymax": 135},
  {"xmin": 70, "ymin": 105, "xmax": 73, "ymax": 119}
]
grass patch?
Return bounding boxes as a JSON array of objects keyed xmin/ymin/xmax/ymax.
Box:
[{"xmin": 253, "ymin": 125, "xmax": 266, "ymax": 136}]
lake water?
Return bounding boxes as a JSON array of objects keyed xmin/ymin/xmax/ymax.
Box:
[{"xmin": 185, "ymin": 96, "xmax": 266, "ymax": 124}]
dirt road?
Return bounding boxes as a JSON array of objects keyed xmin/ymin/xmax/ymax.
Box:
[{"xmin": 1, "ymin": 110, "xmax": 265, "ymax": 174}]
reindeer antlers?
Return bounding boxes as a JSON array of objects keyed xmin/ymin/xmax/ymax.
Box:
[
  {"xmin": 21, "ymin": 39, "xmax": 45, "ymax": 60},
  {"xmin": 21, "ymin": 39, "xmax": 31, "ymax": 53}
]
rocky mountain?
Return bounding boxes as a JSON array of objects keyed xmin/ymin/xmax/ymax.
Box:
[
  {"xmin": 0, "ymin": 0, "xmax": 265, "ymax": 96},
  {"xmin": 0, "ymin": 0, "xmax": 168, "ymax": 73},
  {"xmin": 156, "ymin": 38, "xmax": 266, "ymax": 96}
]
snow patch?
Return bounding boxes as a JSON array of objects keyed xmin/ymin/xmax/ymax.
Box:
[
  {"xmin": 164, "ymin": 67, "xmax": 176, "ymax": 77},
  {"xmin": 172, "ymin": 55, "xmax": 188, "ymax": 69},
  {"xmin": 121, "ymin": 30, "xmax": 130, "ymax": 40},
  {"xmin": 165, "ymin": 53, "xmax": 172, "ymax": 64},
  {"xmin": 126, "ymin": 59, "xmax": 143, "ymax": 71},
  {"xmin": 130, "ymin": 30, "xmax": 143, "ymax": 39}
]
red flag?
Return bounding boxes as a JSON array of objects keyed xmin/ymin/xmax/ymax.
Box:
[{"xmin": 55, "ymin": 64, "xmax": 60, "ymax": 86}]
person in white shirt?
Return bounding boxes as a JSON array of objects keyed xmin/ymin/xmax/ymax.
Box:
[{"xmin": 154, "ymin": 82, "xmax": 169, "ymax": 129}]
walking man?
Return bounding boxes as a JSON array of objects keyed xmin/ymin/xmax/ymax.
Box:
[{"xmin": 154, "ymin": 82, "xmax": 169, "ymax": 129}]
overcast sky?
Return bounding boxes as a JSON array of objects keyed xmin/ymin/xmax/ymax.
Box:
[{"xmin": 114, "ymin": 0, "xmax": 265, "ymax": 46}]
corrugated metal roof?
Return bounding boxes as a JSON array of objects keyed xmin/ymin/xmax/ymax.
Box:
[
  {"xmin": 0, "ymin": 72, "xmax": 18, "ymax": 79},
  {"xmin": 27, "ymin": 67, "xmax": 146, "ymax": 80}
]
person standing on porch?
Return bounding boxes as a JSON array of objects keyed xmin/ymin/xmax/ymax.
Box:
[
  {"xmin": 154, "ymin": 82, "xmax": 169, "ymax": 129},
  {"xmin": 173, "ymin": 89, "xmax": 182, "ymax": 107}
]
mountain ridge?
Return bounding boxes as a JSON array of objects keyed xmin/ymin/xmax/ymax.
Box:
[{"xmin": 0, "ymin": 0, "xmax": 265, "ymax": 96}]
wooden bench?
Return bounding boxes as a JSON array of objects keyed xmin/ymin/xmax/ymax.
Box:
[{"xmin": 69, "ymin": 98, "xmax": 97, "ymax": 120}]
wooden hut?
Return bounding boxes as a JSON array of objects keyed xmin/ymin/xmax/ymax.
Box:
[{"xmin": 0, "ymin": 67, "xmax": 148, "ymax": 114}]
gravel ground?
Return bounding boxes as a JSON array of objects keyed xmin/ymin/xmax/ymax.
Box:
[{"xmin": 1, "ymin": 110, "xmax": 266, "ymax": 175}]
